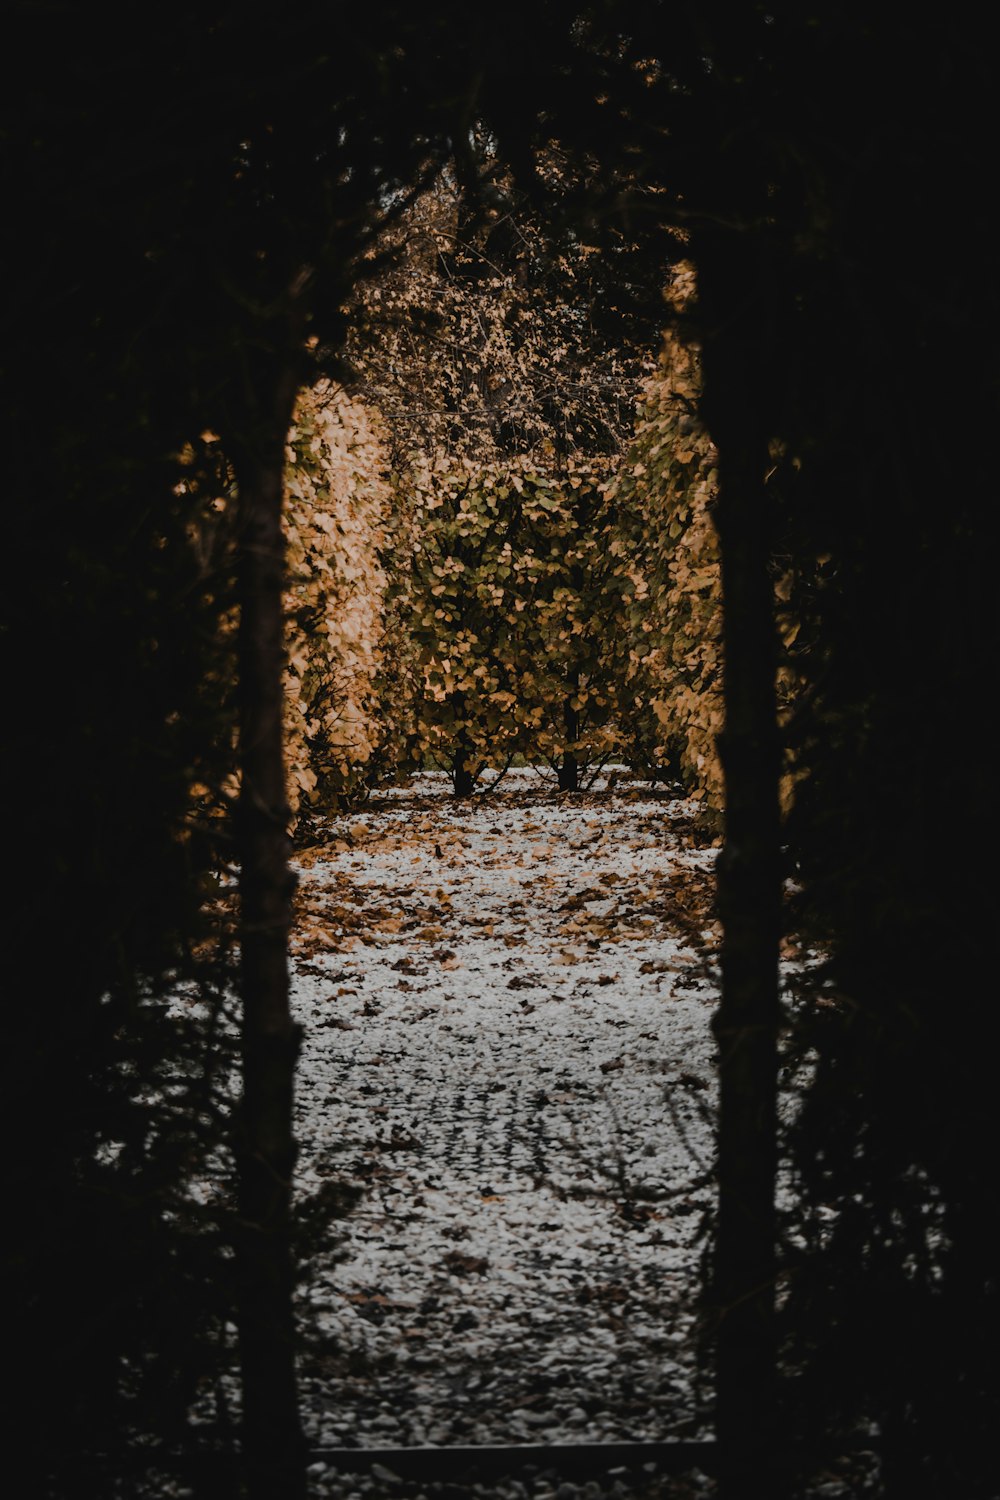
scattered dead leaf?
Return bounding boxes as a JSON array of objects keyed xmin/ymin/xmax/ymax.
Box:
[{"xmin": 441, "ymin": 1250, "xmax": 489, "ymax": 1276}]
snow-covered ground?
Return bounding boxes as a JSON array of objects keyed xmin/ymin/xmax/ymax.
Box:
[{"xmin": 289, "ymin": 769, "xmax": 721, "ymax": 1465}]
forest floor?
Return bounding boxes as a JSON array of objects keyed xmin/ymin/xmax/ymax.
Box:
[{"xmin": 287, "ymin": 767, "xmax": 725, "ymax": 1498}]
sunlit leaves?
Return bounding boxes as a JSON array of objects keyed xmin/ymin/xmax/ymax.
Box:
[
  {"xmin": 283, "ymin": 383, "xmax": 391, "ymax": 817},
  {"xmin": 607, "ymin": 262, "xmax": 726, "ymax": 809},
  {"xmin": 384, "ymin": 457, "xmax": 628, "ymax": 787}
]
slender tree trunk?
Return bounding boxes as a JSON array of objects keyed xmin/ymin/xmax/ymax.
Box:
[
  {"xmin": 453, "ymin": 744, "xmax": 476, "ymax": 796},
  {"xmin": 558, "ymin": 695, "xmax": 580, "ymax": 792},
  {"xmin": 233, "ymin": 357, "xmax": 306, "ymax": 1500},
  {"xmin": 452, "ymin": 696, "xmax": 476, "ymax": 796},
  {"xmin": 697, "ymin": 236, "xmax": 784, "ymax": 1498}
]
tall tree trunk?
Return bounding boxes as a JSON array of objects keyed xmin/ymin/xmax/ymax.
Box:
[
  {"xmin": 452, "ymin": 696, "xmax": 476, "ymax": 797},
  {"xmin": 697, "ymin": 235, "xmax": 783, "ymax": 1498},
  {"xmin": 233, "ymin": 357, "xmax": 306, "ymax": 1500},
  {"xmin": 558, "ymin": 694, "xmax": 580, "ymax": 792}
]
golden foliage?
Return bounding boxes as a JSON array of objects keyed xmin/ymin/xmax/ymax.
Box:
[
  {"xmin": 283, "ymin": 383, "xmax": 391, "ymax": 816},
  {"xmin": 383, "ymin": 454, "xmax": 628, "ymax": 787},
  {"xmin": 609, "ymin": 262, "xmax": 725, "ymax": 809}
]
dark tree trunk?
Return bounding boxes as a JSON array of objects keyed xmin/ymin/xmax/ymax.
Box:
[
  {"xmin": 233, "ymin": 357, "xmax": 306, "ymax": 1500},
  {"xmin": 453, "ymin": 756, "xmax": 476, "ymax": 798},
  {"xmin": 697, "ymin": 234, "xmax": 784, "ymax": 1498},
  {"xmin": 557, "ymin": 751, "xmax": 579, "ymax": 792},
  {"xmin": 452, "ymin": 706, "xmax": 476, "ymax": 797},
  {"xmin": 558, "ymin": 697, "xmax": 580, "ymax": 792}
]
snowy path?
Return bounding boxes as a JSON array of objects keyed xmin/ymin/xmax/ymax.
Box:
[{"xmin": 290, "ymin": 770, "xmax": 720, "ymax": 1452}]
